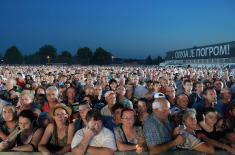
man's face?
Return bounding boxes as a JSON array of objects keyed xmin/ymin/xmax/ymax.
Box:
[
  {"xmin": 105, "ymin": 93, "xmax": 116, "ymax": 105},
  {"xmin": 155, "ymin": 101, "xmax": 171, "ymax": 121},
  {"xmin": 204, "ymin": 89, "xmax": 217, "ymax": 103},
  {"xmin": 165, "ymin": 86, "xmax": 175, "ymax": 99},
  {"xmin": 87, "ymin": 118, "xmax": 103, "ymax": 135}
]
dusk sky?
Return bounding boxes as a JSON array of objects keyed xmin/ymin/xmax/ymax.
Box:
[{"xmin": 0, "ymin": 0, "xmax": 235, "ymax": 59}]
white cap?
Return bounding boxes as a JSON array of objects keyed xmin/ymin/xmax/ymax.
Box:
[{"xmin": 154, "ymin": 92, "xmax": 166, "ymax": 99}]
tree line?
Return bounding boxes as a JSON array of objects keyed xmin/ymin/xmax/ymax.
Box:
[{"xmin": 0, "ymin": 45, "xmax": 164, "ymax": 65}]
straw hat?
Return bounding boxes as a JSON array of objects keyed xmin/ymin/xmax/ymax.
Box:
[{"xmin": 50, "ymin": 103, "xmax": 72, "ymax": 117}]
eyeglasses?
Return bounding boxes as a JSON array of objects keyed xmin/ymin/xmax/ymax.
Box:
[
  {"xmin": 121, "ymin": 117, "xmax": 134, "ymax": 121},
  {"xmin": 54, "ymin": 113, "xmax": 68, "ymax": 117}
]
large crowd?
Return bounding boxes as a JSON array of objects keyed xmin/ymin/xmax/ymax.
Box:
[{"xmin": 0, "ymin": 65, "xmax": 235, "ymax": 155}]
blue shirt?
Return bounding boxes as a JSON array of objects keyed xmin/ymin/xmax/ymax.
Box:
[{"xmin": 143, "ymin": 113, "xmax": 173, "ymax": 147}]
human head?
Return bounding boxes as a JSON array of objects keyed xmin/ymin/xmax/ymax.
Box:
[
  {"xmin": 18, "ymin": 110, "xmax": 36, "ymax": 131},
  {"xmin": 46, "ymin": 86, "xmax": 59, "ymax": 103},
  {"xmin": 111, "ymin": 103, "xmax": 124, "ymax": 124},
  {"xmin": 79, "ymin": 100, "xmax": 91, "ymax": 119},
  {"xmin": 176, "ymin": 94, "xmax": 189, "ymax": 110},
  {"xmin": 20, "ymin": 91, "xmax": 34, "ymax": 106},
  {"xmin": 109, "ymin": 79, "xmax": 118, "ymax": 91},
  {"xmin": 2, "ymin": 104, "xmax": 16, "ymax": 122},
  {"xmin": 86, "ymin": 109, "xmax": 103, "ymax": 135},
  {"xmin": 203, "ymin": 108, "xmax": 218, "ymax": 126},
  {"xmin": 202, "ymin": 87, "xmax": 217, "ymax": 104},
  {"xmin": 105, "ymin": 91, "xmax": 116, "ymax": 105},
  {"xmin": 152, "ymin": 98, "xmax": 171, "ymax": 121},
  {"xmin": 121, "ymin": 108, "xmax": 136, "ymax": 128},
  {"xmin": 183, "ymin": 80, "xmax": 193, "ymax": 93},
  {"xmin": 182, "ymin": 108, "xmax": 197, "ymax": 130},
  {"xmin": 165, "ymin": 85, "xmax": 176, "ymax": 99}
]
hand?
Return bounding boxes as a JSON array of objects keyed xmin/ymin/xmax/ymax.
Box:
[
  {"xmin": 172, "ymin": 126, "xmax": 181, "ymax": 136},
  {"xmin": 0, "ymin": 141, "xmax": 9, "ymax": 151},
  {"xmin": 135, "ymin": 144, "xmax": 144, "ymax": 154},
  {"xmin": 84, "ymin": 126, "xmax": 96, "ymax": 139},
  {"xmin": 174, "ymin": 135, "xmax": 185, "ymax": 146},
  {"xmin": 225, "ymin": 146, "xmax": 235, "ymax": 155}
]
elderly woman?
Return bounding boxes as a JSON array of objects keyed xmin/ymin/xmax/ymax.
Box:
[
  {"xmin": 38, "ymin": 104, "xmax": 75, "ymax": 155},
  {"xmin": 42, "ymin": 86, "xmax": 60, "ymax": 113},
  {"xmin": 114, "ymin": 108, "xmax": 145, "ymax": 153},
  {"xmin": 196, "ymin": 108, "xmax": 235, "ymax": 154},
  {"xmin": 0, "ymin": 104, "xmax": 17, "ymax": 141},
  {"xmin": 176, "ymin": 108, "xmax": 214, "ymax": 154},
  {"xmin": 0, "ymin": 110, "xmax": 43, "ymax": 152},
  {"xmin": 17, "ymin": 90, "xmax": 41, "ymax": 117}
]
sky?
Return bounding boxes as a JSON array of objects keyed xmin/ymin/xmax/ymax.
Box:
[{"xmin": 0, "ymin": 0, "xmax": 235, "ymax": 59}]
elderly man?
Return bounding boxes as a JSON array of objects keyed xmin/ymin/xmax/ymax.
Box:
[
  {"xmin": 143, "ymin": 98, "xmax": 185, "ymax": 155},
  {"xmin": 71, "ymin": 109, "xmax": 116, "ymax": 155},
  {"xmin": 101, "ymin": 91, "xmax": 116, "ymax": 117}
]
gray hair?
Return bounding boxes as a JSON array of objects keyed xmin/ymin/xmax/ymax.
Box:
[
  {"xmin": 46, "ymin": 86, "xmax": 59, "ymax": 97},
  {"xmin": 182, "ymin": 108, "xmax": 196, "ymax": 124}
]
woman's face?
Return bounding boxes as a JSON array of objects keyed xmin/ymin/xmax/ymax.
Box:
[
  {"xmin": 54, "ymin": 108, "xmax": 69, "ymax": 123},
  {"xmin": 137, "ymin": 101, "xmax": 147, "ymax": 113},
  {"xmin": 205, "ymin": 112, "xmax": 218, "ymax": 126},
  {"xmin": 19, "ymin": 116, "xmax": 32, "ymax": 130},
  {"xmin": 121, "ymin": 111, "xmax": 135, "ymax": 127},
  {"xmin": 185, "ymin": 114, "xmax": 197, "ymax": 130},
  {"xmin": 66, "ymin": 88, "xmax": 76, "ymax": 99},
  {"xmin": 2, "ymin": 106, "xmax": 14, "ymax": 122},
  {"xmin": 110, "ymin": 82, "xmax": 117, "ymax": 91},
  {"xmin": 20, "ymin": 94, "xmax": 33, "ymax": 106}
]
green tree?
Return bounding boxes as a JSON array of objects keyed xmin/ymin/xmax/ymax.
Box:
[
  {"xmin": 57, "ymin": 51, "xmax": 73, "ymax": 64},
  {"xmin": 92, "ymin": 47, "xmax": 112, "ymax": 65},
  {"xmin": 4, "ymin": 46, "xmax": 23, "ymax": 64},
  {"xmin": 146, "ymin": 55, "xmax": 153, "ymax": 65},
  {"xmin": 153, "ymin": 56, "xmax": 164, "ymax": 65},
  {"xmin": 76, "ymin": 47, "xmax": 93, "ymax": 65},
  {"xmin": 38, "ymin": 45, "xmax": 57, "ymax": 64}
]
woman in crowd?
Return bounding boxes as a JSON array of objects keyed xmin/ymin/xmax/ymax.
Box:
[
  {"xmin": 0, "ymin": 110, "xmax": 43, "ymax": 152},
  {"xmin": 136, "ymin": 98, "xmax": 150, "ymax": 126},
  {"xmin": 17, "ymin": 91, "xmax": 41, "ymax": 117},
  {"xmin": 38, "ymin": 104, "xmax": 75, "ymax": 155},
  {"xmin": 176, "ymin": 108, "xmax": 214, "ymax": 154},
  {"xmin": 197, "ymin": 108, "xmax": 235, "ymax": 154},
  {"xmin": 114, "ymin": 108, "xmax": 146, "ymax": 153},
  {"xmin": 0, "ymin": 104, "xmax": 17, "ymax": 141}
]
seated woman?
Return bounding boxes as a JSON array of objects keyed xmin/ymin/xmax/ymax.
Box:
[
  {"xmin": 114, "ymin": 108, "xmax": 145, "ymax": 154},
  {"xmin": 196, "ymin": 108, "xmax": 235, "ymax": 154},
  {"xmin": 0, "ymin": 110, "xmax": 43, "ymax": 152},
  {"xmin": 0, "ymin": 104, "xmax": 17, "ymax": 142},
  {"xmin": 38, "ymin": 104, "xmax": 75, "ymax": 155},
  {"xmin": 176, "ymin": 108, "xmax": 214, "ymax": 154}
]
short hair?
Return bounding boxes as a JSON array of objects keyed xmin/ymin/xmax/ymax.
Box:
[
  {"xmin": 20, "ymin": 90, "xmax": 34, "ymax": 100},
  {"xmin": 202, "ymin": 87, "xmax": 215, "ymax": 96},
  {"xmin": 46, "ymin": 86, "xmax": 59, "ymax": 96},
  {"xmin": 182, "ymin": 108, "xmax": 196, "ymax": 124},
  {"xmin": 203, "ymin": 107, "xmax": 216, "ymax": 115},
  {"xmin": 109, "ymin": 79, "xmax": 117, "ymax": 85},
  {"xmin": 86, "ymin": 109, "xmax": 102, "ymax": 122},
  {"xmin": 111, "ymin": 103, "xmax": 124, "ymax": 114},
  {"xmin": 121, "ymin": 108, "xmax": 136, "ymax": 118},
  {"xmin": 183, "ymin": 80, "xmax": 192, "ymax": 85},
  {"xmin": 18, "ymin": 110, "xmax": 36, "ymax": 123}
]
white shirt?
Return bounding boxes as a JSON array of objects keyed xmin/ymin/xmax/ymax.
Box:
[{"xmin": 71, "ymin": 127, "xmax": 117, "ymax": 151}]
